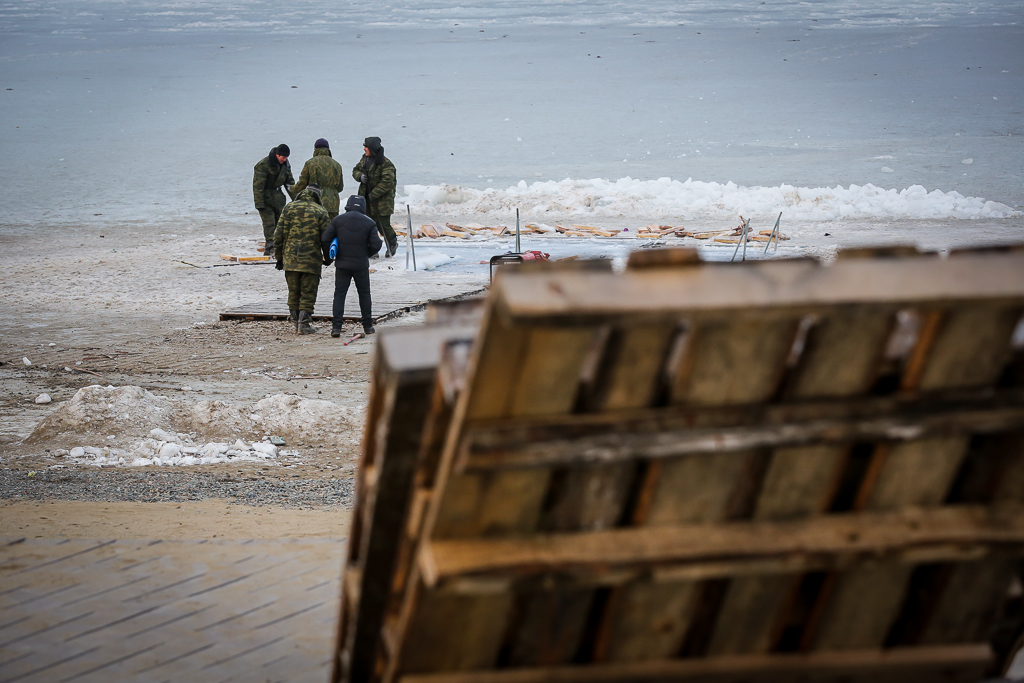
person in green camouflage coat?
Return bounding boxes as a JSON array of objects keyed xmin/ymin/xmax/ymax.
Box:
[
  {"xmin": 273, "ymin": 185, "xmax": 330, "ymax": 334},
  {"xmin": 352, "ymin": 137, "xmax": 398, "ymax": 257},
  {"xmin": 253, "ymin": 144, "xmax": 296, "ymax": 259},
  {"xmin": 292, "ymin": 138, "xmax": 345, "ymax": 218}
]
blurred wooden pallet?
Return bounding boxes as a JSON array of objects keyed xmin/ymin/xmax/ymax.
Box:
[{"xmin": 334, "ymin": 246, "xmax": 1024, "ymax": 683}]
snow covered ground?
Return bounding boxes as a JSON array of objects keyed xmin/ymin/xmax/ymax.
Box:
[{"xmin": 1, "ymin": 0, "xmax": 1022, "ymax": 240}]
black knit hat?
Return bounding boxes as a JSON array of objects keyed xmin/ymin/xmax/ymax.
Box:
[
  {"xmin": 275, "ymin": 143, "xmax": 290, "ymax": 157},
  {"xmin": 363, "ymin": 137, "xmax": 382, "ymax": 154},
  {"xmin": 307, "ymin": 182, "xmax": 322, "ymax": 197},
  {"xmin": 314, "ymin": 138, "xmax": 329, "ymax": 149}
]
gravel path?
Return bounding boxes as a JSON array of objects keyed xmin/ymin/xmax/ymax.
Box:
[{"xmin": 0, "ymin": 469, "xmax": 353, "ymax": 509}]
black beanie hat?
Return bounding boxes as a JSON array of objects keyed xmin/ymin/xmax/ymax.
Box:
[
  {"xmin": 363, "ymin": 137, "xmax": 382, "ymax": 154},
  {"xmin": 314, "ymin": 138, "xmax": 329, "ymax": 149},
  {"xmin": 275, "ymin": 143, "xmax": 290, "ymax": 157}
]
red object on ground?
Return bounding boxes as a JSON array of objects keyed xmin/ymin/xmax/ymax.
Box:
[{"xmin": 520, "ymin": 250, "xmax": 550, "ymax": 262}]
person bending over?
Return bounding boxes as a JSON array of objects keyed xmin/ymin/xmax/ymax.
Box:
[
  {"xmin": 322, "ymin": 195, "xmax": 382, "ymax": 338},
  {"xmin": 274, "ymin": 183, "xmax": 330, "ymax": 334},
  {"xmin": 292, "ymin": 138, "xmax": 344, "ymax": 218}
]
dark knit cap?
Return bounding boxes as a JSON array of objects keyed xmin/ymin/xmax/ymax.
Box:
[
  {"xmin": 314, "ymin": 138, "xmax": 329, "ymax": 149},
  {"xmin": 363, "ymin": 137, "xmax": 382, "ymax": 154},
  {"xmin": 275, "ymin": 143, "xmax": 290, "ymax": 157},
  {"xmin": 307, "ymin": 182, "xmax": 322, "ymax": 195}
]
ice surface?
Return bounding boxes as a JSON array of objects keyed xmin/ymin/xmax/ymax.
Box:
[{"xmin": 1, "ymin": 1, "xmax": 1021, "ymax": 232}]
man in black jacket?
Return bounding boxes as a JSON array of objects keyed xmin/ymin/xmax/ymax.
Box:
[{"xmin": 321, "ymin": 195, "xmax": 382, "ymax": 338}]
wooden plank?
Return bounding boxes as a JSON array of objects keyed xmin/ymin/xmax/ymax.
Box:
[
  {"xmin": 599, "ymin": 310, "xmax": 800, "ymax": 661},
  {"xmin": 492, "ymin": 251, "xmax": 1024, "ymax": 322},
  {"xmin": 510, "ymin": 323, "xmax": 678, "ymax": 666},
  {"xmin": 810, "ymin": 303, "xmax": 1022, "ymax": 651},
  {"xmin": 417, "ymin": 504, "xmax": 1024, "ymax": 585},
  {"xmin": 671, "ymin": 317, "xmax": 797, "ymax": 406},
  {"xmin": 461, "ymin": 401, "xmax": 1024, "ymax": 471},
  {"xmin": 398, "ymin": 644, "xmax": 993, "ymax": 683},
  {"xmin": 343, "ymin": 376, "xmax": 435, "ymax": 683},
  {"xmin": 397, "ymin": 317, "xmax": 600, "ymax": 674}
]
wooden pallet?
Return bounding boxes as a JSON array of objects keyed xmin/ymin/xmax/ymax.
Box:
[{"xmin": 334, "ymin": 246, "xmax": 1024, "ymax": 683}]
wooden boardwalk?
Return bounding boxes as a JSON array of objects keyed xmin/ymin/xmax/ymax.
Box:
[
  {"xmin": 0, "ymin": 538, "xmax": 345, "ymax": 683},
  {"xmin": 220, "ymin": 282, "xmax": 485, "ymax": 323}
]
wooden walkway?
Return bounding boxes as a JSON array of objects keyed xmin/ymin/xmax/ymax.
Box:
[
  {"xmin": 0, "ymin": 538, "xmax": 345, "ymax": 683},
  {"xmin": 220, "ymin": 282, "xmax": 485, "ymax": 323}
]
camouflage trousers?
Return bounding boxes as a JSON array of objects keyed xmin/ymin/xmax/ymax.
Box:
[
  {"xmin": 258, "ymin": 207, "xmax": 282, "ymax": 253},
  {"xmin": 370, "ymin": 212, "xmax": 397, "ymax": 255},
  {"xmin": 284, "ymin": 271, "xmax": 320, "ymax": 313}
]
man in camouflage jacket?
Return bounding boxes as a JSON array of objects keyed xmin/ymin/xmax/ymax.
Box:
[
  {"xmin": 273, "ymin": 184, "xmax": 330, "ymax": 334},
  {"xmin": 291, "ymin": 138, "xmax": 345, "ymax": 218},
  {"xmin": 253, "ymin": 144, "xmax": 296, "ymax": 259},
  {"xmin": 352, "ymin": 137, "xmax": 398, "ymax": 257}
]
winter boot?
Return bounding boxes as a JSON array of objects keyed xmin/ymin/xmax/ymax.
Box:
[
  {"xmin": 330, "ymin": 326, "xmax": 342, "ymax": 338},
  {"xmin": 363, "ymin": 323, "xmax": 376, "ymax": 335},
  {"xmin": 297, "ymin": 310, "xmax": 317, "ymax": 335},
  {"xmin": 288, "ymin": 310, "xmax": 299, "ymax": 333}
]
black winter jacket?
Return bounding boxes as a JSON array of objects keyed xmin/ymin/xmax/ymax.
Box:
[{"xmin": 322, "ymin": 195, "xmax": 383, "ymax": 270}]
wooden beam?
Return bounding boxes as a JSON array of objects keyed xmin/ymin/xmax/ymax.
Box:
[
  {"xmin": 492, "ymin": 250, "xmax": 1024, "ymax": 322},
  {"xmin": 459, "ymin": 393, "xmax": 1024, "ymax": 471},
  {"xmin": 418, "ymin": 505, "xmax": 1024, "ymax": 586},
  {"xmin": 398, "ymin": 643, "xmax": 992, "ymax": 683}
]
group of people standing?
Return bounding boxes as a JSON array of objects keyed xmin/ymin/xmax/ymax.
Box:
[{"xmin": 252, "ymin": 137, "xmax": 398, "ymax": 338}]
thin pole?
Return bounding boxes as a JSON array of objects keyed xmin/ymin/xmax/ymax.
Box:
[
  {"xmin": 407, "ymin": 205, "xmax": 416, "ymax": 271},
  {"xmin": 731, "ymin": 217, "xmax": 750, "ymax": 262},
  {"xmin": 763, "ymin": 212, "xmax": 782, "ymax": 255},
  {"xmin": 515, "ymin": 208, "xmax": 521, "ymax": 254}
]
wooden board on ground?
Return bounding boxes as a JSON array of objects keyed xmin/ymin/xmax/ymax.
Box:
[
  {"xmin": 220, "ymin": 285, "xmax": 486, "ymax": 323},
  {"xmin": 333, "ymin": 246, "xmax": 1024, "ymax": 683}
]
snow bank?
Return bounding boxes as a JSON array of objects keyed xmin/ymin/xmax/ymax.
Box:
[
  {"xmin": 400, "ymin": 178, "xmax": 1020, "ymax": 222},
  {"xmin": 28, "ymin": 385, "xmax": 359, "ymax": 466}
]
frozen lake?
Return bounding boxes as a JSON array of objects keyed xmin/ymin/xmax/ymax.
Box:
[{"xmin": 1, "ymin": 0, "xmax": 1022, "ymax": 248}]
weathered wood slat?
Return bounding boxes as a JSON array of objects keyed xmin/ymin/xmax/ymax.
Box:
[
  {"xmin": 417, "ymin": 505, "xmax": 1024, "ymax": 586},
  {"xmin": 809, "ymin": 303, "xmax": 1023, "ymax": 650},
  {"xmin": 460, "ymin": 402, "xmax": 1024, "ymax": 471},
  {"xmin": 599, "ymin": 311, "xmax": 799, "ymax": 662},
  {"xmin": 398, "ymin": 643, "xmax": 993, "ymax": 683},
  {"xmin": 494, "ymin": 252, "xmax": 1024, "ymax": 321}
]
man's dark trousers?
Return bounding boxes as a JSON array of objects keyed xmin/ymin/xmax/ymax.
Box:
[{"xmin": 333, "ymin": 268, "xmax": 372, "ymax": 331}]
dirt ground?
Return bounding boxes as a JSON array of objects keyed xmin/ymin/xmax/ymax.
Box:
[{"xmin": 0, "ymin": 219, "xmax": 486, "ymax": 540}]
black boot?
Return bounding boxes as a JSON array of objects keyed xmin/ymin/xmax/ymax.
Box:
[
  {"xmin": 298, "ymin": 310, "xmax": 317, "ymax": 335},
  {"xmin": 363, "ymin": 323, "xmax": 375, "ymax": 335},
  {"xmin": 330, "ymin": 327, "xmax": 342, "ymax": 338},
  {"xmin": 288, "ymin": 310, "xmax": 299, "ymax": 333}
]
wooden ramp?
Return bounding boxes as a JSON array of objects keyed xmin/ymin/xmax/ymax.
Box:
[
  {"xmin": 335, "ymin": 246, "xmax": 1024, "ymax": 683},
  {"xmin": 0, "ymin": 538, "xmax": 345, "ymax": 682}
]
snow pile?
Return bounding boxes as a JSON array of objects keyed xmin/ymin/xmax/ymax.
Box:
[
  {"xmin": 60, "ymin": 433, "xmax": 289, "ymax": 468},
  {"xmin": 412, "ymin": 249, "xmax": 455, "ymax": 271},
  {"xmin": 400, "ymin": 178, "xmax": 1020, "ymax": 222},
  {"xmin": 27, "ymin": 385, "xmax": 360, "ymax": 466}
]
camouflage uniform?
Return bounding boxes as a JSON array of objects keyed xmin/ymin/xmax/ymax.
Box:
[
  {"xmin": 292, "ymin": 147, "xmax": 345, "ymax": 217},
  {"xmin": 253, "ymin": 149, "xmax": 295, "ymax": 255},
  {"xmin": 274, "ymin": 188, "xmax": 330, "ymax": 313},
  {"xmin": 352, "ymin": 154, "xmax": 398, "ymax": 254}
]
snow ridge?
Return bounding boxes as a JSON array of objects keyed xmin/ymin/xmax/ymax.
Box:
[{"xmin": 401, "ymin": 177, "xmax": 1021, "ymax": 222}]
